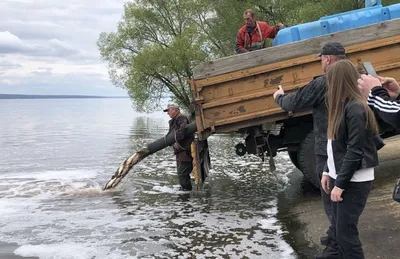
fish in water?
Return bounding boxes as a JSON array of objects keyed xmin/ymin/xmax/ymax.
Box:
[{"xmin": 103, "ymin": 147, "xmax": 150, "ymax": 190}]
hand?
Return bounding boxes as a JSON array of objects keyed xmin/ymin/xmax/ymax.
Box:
[
  {"xmin": 273, "ymin": 85, "xmax": 284, "ymax": 99},
  {"xmin": 330, "ymin": 186, "xmax": 344, "ymax": 202},
  {"xmin": 321, "ymin": 174, "xmax": 330, "ymax": 194},
  {"xmin": 173, "ymin": 142, "xmax": 180, "ymax": 150},
  {"xmin": 136, "ymin": 147, "xmax": 149, "ymax": 156},
  {"xmin": 357, "ymin": 74, "xmax": 382, "ymax": 98},
  {"xmin": 379, "ymin": 76, "xmax": 400, "ymax": 99},
  {"xmin": 276, "ymin": 23, "xmax": 285, "ymax": 30}
]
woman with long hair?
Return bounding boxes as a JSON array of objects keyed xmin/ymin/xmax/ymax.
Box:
[{"xmin": 320, "ymin": 59, "xmax": 379, "ymax": 259}]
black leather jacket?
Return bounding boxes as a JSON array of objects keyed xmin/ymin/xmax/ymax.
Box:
[
  {"xmin": 275, "ymin": 75, "xmax": 328, "ymax": 155},
  {"xmin": 328, "ymin": 100, "xmax": 379, "ymax": 190}
]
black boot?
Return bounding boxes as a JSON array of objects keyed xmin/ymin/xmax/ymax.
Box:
[
  {"xmin": 320, "ymin": 236, "xmax": 330, "ymax": 246},
  {"xmin": 314, "ymin": 240, "xmax": 339, "ymax": 259}
]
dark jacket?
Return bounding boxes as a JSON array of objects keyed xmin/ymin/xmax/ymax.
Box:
[
  {"xmin": 367, "ymin": 86, "xmax": 400, "ymax": 129},
  {"xmin": 330, "ymin": 100, "xmax": 379, "ymax": 190},
  {"xmin": 275, "ymin": 75, "xmax": 328, "ymax": 155},
  {"xmin": 168, "ymin": 114, "xmax": 194, "ymax": 163}
]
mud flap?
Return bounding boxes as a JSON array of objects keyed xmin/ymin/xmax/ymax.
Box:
[
  {"xmin": 191, "ymin": 137, "xmax": 211, "ymax": 189},
  {"xmin": 265, "ymin": 133, "xmax": 276, "ymax": 172}
]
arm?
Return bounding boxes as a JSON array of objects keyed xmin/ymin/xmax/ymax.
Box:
[
  {"xmin": 234, "ymin": 31, "xmax": 248, "ymax": 54},
  {"xmin": 261, "ymin": 23, "xmax": 278, "ymax": 40},
  {"xmin": 334, "ymin": 102, "xmax": 366, "ymax": 190},
  {"xmin": 323, "ymin": 162, "xmax": 329, "ymax": 174},
  {"xmin": 368, "ymin": 87, "xmax": 400, "ymax": 129},
  {"xmin": 173, "ymin": 115, "xmax": 189, "ymax": 152},
  {"xmin": 275, "ymin": 77, "xmax": 325, "ymax": 111}
]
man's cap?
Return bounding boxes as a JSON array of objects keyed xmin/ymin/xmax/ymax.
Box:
[
  {"xmin": 315, "ymin": 42, "xmax": 346, "ymax": 58},
  {"xmin": 163, "ymin": 103, "xmax": 180, "ymax": 112}
]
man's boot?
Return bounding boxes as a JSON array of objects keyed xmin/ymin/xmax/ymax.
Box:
[
  {"xmin": 320, "ymin": 236, "xmax": 330, "ymax": 246},
  {"xmin": 314, "ymin": 240, "xmax": 339, "ymax": 259}
]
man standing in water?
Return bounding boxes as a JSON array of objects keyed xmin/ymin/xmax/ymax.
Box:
[{"xmin": 164, "ymin": 104, "xmax": 194, "ymax": 191}]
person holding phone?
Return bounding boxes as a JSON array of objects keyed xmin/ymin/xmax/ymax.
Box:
[
  {"xmin": 358, "ymin": 74, "xmax": 400, "ymax": 129},
  {"xmin": 273, "ymin": 42, "xmax": 346, "ymax": 258},
  {"xmin": 321, "ymin": 59, "xmax": 379, "ymax": 258}
]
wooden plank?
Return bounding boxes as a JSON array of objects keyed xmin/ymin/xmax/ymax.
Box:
[
  {"xmin": 194, "ymin": 35, "xmax": 400, "ymax": 87},
  {"xmin": 194, "ymin": 38, "xmax": 400, "ymax": 135},
  {"xmin": 193, "ymin": 18, "xmax": 400, "ymax": 80}
]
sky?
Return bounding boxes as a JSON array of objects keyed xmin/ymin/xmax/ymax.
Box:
[{"xmin": 0, "ymin": 0, "xmax": 128, "ymax": 96}]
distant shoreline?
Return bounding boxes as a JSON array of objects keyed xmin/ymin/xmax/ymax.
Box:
[{"xmin": 0, "ymin": 94, "xmax": 129, "ymax": 99}]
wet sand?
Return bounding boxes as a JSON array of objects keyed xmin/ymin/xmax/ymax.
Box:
[{"xmin": 285, "ymin": 136, "xmax": 400, "ymax": 259}]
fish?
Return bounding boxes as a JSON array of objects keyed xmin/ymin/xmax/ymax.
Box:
[{"xmin": 102, "ymin": 147, "xmax": 150, "ymax": 190}]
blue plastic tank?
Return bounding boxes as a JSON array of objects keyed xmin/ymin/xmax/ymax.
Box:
[{"xmin": 272, "ymin": 1, "xmax": 400, "ymax": 46}]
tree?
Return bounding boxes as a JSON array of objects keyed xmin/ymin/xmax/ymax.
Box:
[
  {"xmin": 98, "ymin": 0, "xmax": 212, "ymax": 112},
  {"xmin": 99, "ymin": 0, "xmax": 399, "ymax": 112}
]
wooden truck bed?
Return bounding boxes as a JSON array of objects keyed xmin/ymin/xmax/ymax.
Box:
[{"xmin": 189, "ymin": 18, "xmax": 400, "ymax": 140}]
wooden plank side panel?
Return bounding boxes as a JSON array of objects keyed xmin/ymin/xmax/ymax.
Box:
[
  {"xmin": 195, "ymin": 39, "xmax": 400, "ymax": 138},
  {"xmin": 198, "ymin": 62, "xmax": 321, "ymax": 104},
  {"xmin": 193, "ymin": 18, "xmax": 400, "ymax": 80},
  {"xmin": 194, "ymin": 35, "xmax": 400, "ymax": 89}
]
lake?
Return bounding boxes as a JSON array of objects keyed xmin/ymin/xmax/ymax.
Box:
[{"xmin": 0, "ymin": 98, "xmax": 302, "ymax": 259}]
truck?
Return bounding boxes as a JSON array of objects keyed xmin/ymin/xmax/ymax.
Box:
[{"xmin": 188, "ymin": 0, "xmax": 400, "ymax": 187}]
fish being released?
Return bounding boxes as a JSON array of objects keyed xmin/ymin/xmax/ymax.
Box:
[
  {"xmin": 102, "ymin": 122, "xmax": 209, "ymax": 191},
  {"xmin": 102, "ymin": 147, "xmax": 150, "ymax": 190}
]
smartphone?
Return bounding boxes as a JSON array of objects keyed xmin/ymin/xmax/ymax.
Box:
[{"xmin": 362, "ymin": 62, "xmax": 378, "ymax": 78}]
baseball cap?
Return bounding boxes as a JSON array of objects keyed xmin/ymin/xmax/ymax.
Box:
[
  {"xmin": 163, "ymin": 103, "xmax": 179, "ymax": 112},
  {"xmin": 315, "ymin": 42, "xmax": 346, "ymax": 58}
]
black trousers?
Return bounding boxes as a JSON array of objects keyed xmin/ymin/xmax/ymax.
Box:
[
  {"xmin": 330, "ymin": 177, "xmax": 372, "ymax": 259},
  {"xmin": 177, "ymin": 161, "xmax": 193, "ymax": 190},
  {"xmin": 316, "ymin": 154, "xmax": 334, "ymax": 238}
]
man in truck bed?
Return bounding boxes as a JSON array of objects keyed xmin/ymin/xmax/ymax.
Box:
[
  {"xmin": 235, "ymin": 9, "xmax": 284, "ymax": 54},
  {"xmin": 273, "ymin": 42, "xmax": 346, "ymax": 259}
]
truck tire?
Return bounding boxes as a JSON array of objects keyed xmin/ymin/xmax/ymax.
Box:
[
  {"xmin": 298, "ymin": 131, "xmax": 319, "ymax": 188},
  {"xmin": 288, "ymin": 151, "xmax": 301, "ymax": 170}
]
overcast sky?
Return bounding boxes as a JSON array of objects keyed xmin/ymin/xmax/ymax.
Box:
[{"xmin": 0, "ymin": 0, "xmax": 128, "ymax": 96}]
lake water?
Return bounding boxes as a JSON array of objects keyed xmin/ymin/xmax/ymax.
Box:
[{"xmin": 0, "ymin": 98, "xmax": 301, "ymax": 259}]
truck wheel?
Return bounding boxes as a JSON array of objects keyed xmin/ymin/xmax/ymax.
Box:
[
  {"xmin": 288, "ymin": 151, "xmax": 301, "ymax": 170},
  {"xmin": 298, "ymin": 131, "xmax": 319, "ymax": 188}
]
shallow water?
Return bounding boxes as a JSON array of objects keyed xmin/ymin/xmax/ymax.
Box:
[{"xmin": 0, "ymin": 99, "xmax": 299, "ymax": 259}]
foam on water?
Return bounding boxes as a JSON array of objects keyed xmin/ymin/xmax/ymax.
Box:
[
  {"xmin": 1, "ymin": 169, "xmax": 98, "ymax": 181},
  {"xmin": 0, "ymin": 102, "xmax": 301, "ymax": 259},
  {"xmin": 0, "ymin": 169, "xmax": 102, "ymax": 199},
  {"xmin": 14, "ymin": 243, "xmax": 138, "ymax": 259},
  {"xmin": 143, "ymin": 185, "xmax": 190, "ymax": 194}
]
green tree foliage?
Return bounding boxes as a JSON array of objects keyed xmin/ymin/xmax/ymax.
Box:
[
  {"xmin": 98, "ymin": 0, "xmax": 211, "ymax": 112},
  {"xmin": 98, "ymin": 0, "xmax": 399, "ymax": 112}
]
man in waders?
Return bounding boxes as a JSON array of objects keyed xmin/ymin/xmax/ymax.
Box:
[{"xmin": 164, "ymin": 104, "xmax": 194, "ymax": 191}]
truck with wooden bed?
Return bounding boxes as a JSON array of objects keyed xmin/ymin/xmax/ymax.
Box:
[
  {"xmin": 104, "ymin": 0, "xmax": 400, "ymax": 191},
  {"xmin": 188, "ymin": 0, "xmax": 400, "ymax": 187}
]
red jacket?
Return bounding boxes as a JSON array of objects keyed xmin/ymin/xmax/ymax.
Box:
[{"xmin": 235, "ymin": 21, "xmax": 278, "ymax": 53}]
